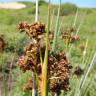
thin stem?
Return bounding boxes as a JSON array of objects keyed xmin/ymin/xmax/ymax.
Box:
[
  {"xmin": 32, "ymin": 73, "xmax": 36, "ymax": 96},
  {"xmin": 76, "ymin": 12, "xmax": 86, "ymax": 36},
  {"xmin": 50, "ymin": 9, "xmax": 54, "ymax": 29},
  {"xmin": 80, "ymin": 52, "xmax": 96, "ymax": 89},
  {"xmin": 75, "ymin": 52, "xmax": 96, "ymax": 96},
  {"xmin": 35, "ymin": 0, "xmax": 39, "ymax": 22},
  {"xmin": 73, "ymin": 8, "xmax": 79, "ymax": 27},
  {"xmin": 31, "ymin": 1, "xmax": 39, "ymax": 95},
  {"xmin": 82, "ymin": 39, "xmax": 88, "ymax": 68},
  {"xmin": 1, "ymin": 53, "xmax": 7, "ymax": 96},
  {"xmin": 8, "ymin": 52, "xmax": 16, "ymax": 96},
  {"xmin": 52, "ymin": 0, "xmax": 61, "ymax": 52}
]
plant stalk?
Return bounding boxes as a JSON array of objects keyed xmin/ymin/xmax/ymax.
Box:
[
  {"xmin": 31, "ymin": 1, "xmax": 39, "ymax": 96},
  {"xmin": 52, "ymin": 0, "xmax": 61, "ymax": 52},
  {"xmin": 35, "ymin": 0, "xmax": 39, "ymax": 22},
  {"xmin": 41, "ymin": 0, "xmax": 51, "ymax": 96}
]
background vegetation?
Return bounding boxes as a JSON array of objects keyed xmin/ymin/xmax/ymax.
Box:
[{"xmin": 0, "ymin": 1, "xmax": 96, "ymax": 96}]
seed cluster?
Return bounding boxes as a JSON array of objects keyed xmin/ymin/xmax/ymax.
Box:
[
  {"xmin": 17, "ymin": 43, "xmax": 41, "ymax": 73},
  {"xmin": 62, "ymin": 27, "xmax": 80, "ymax": 44},
  {"xmin": 18, "ymin": 22, "xmax": 45, "ymax": 73},
  {"xmin": 48, "ymin": 52, "xmax": 72, "ymax": 95},
  {"xmin": 17, "ymin": 22, "xmax": 72, "ymax": 95},
  {"xmin": 20, "ymin": 51, "xmax": 72, "ymax": 95},
  {"xmin": 18, "ymin": 22, "xmax": 45, "ymax": 40}
]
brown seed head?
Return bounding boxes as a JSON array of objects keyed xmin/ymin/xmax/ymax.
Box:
[{"xmin": 74, "ymin": 66, "xmax": 84, "ymax": 77}]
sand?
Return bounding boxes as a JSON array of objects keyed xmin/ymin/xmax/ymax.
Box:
[{"xmin": 0, "ymin": 2, "xmax": 26, "ymax": 9}]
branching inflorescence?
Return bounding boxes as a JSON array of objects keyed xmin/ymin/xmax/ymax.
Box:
[{"xmin": 17, "ymin": 22, "xmax": 73, "ymax": 95}]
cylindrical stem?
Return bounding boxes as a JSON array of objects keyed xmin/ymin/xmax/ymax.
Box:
[
  {"xmin": 35, "ymin": 0, "xmax": 39, "ymax": 22},
  {"xmin": 41, "ymin": 0, "xmax": 51, "ymax": 96},
  {"xmin": 52, "ymin": 0, "xmax": 61, "ymax": 52}
]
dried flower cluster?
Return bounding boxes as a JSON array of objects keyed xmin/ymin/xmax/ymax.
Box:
[
  {"xmin": 18, "ymin": 22, "xmax": 45, "ymax": 73},
  {"xmin": 18, "ymin": 22, "xmax": 45, "ymax": 40},
  {"xmin": 17, "ymin": 22, "xmax": 72, "ymax": 95},
  {"xmin": 0, "ymin": 35, "xmax": 6, "ymax": 52},
  {"xmin": 48, "ymin": 52, "xmax": 72, "ymax": 95},
  {"xmin": 21, "ymin": 51, "xmax": 72, "ymax": 95},
  {"xmin": 62, "ymin": 27, "xmax": 80, "ymax": 44},
  {"xmin": 18, "ymin": 43, "xmax": 41, "ymax": 73}
]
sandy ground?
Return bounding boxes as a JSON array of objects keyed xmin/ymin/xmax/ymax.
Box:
[{"xmin": 0, "ymin": 2, "xmax": 26, "ymax": 9}]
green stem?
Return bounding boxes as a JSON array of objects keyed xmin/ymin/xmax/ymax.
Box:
[
  {"xmin": 41, "ymin": 0, "xmax": 51, "ymax": 96},
  {"xmin": 52, "ymin": 0, "xmax": 61, "ymax": 53}
]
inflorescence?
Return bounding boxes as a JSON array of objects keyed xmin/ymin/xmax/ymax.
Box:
[{"xmin": 17, "ymin": 22, "xmax": 79, "ymax": 95}]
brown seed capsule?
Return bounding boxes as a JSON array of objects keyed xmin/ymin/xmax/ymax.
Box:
[
  {"xmin": 29, "ymin": 22, "xmax": 45, "ymax": 39},
  {"xmin": 70, "ymin": 35, "xmax": 80, "ymax": 43},
  {"xmin": 79, "ymin": 44, "xmax": 85, "ymax": 52},
  {"xmin": 74, "ymin": 66, "xmax": 84, "ymax": 77},
  {"xmin": 62, "ymin": 27, "xmax": 80, "ymax": 45},
  {"xmin": 69, "ymin": 27, "xmax": 75, "ymax": 33},
  {"xmin": 18, "ymin": 22, "xmax": 30, "ymax": 31}
]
